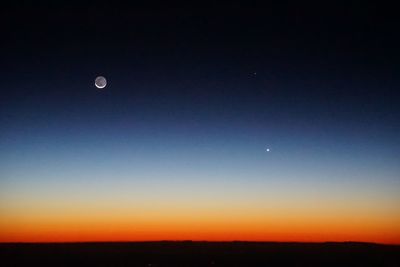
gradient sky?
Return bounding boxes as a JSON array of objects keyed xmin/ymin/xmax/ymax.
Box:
[{"xmin": 1, "ymin": 4, "xmax": 400, "ymax": 243}]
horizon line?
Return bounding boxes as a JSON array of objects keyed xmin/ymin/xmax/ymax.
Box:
[{"xmin": 1, "ymin": 240, "xmax": 399, "ymax": 246}]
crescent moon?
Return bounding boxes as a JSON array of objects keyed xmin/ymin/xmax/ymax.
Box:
[{"xmin": 95, "ymin": 76, "xmax": 107, "ymax": 89}]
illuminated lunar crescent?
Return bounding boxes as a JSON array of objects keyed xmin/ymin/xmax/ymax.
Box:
[{"xmin": 95, "ymin": 76, "xmax": 107, "ymax": 89}]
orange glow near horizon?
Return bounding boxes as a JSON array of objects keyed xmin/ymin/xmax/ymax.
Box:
[
  {"xmin": 1, "ymin": 224, "xmax": 399, "ymax": 244},
  {"xmin": 2, "ymin": 156, "xmax": 399, "ymax": 245},
  {"xmin": 1, "ymin": 198, "xmax": 400, "ymax": 244}
]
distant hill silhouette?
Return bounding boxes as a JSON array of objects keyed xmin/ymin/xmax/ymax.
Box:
[{"xmin": 1, "ymin": 241, "xmax": 399, "ymax": 267}]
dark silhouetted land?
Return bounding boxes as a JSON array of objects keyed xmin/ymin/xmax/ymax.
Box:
[{"xmin": 1, "ymin": 241, "xmax": 399, "ymax": 267}]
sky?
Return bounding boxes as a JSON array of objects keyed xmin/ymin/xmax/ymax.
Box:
[{"xmin": 1, "ymin": 3, "xmax": 400, "ymax": 243}]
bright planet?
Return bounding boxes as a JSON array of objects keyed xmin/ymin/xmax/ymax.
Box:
[{"xmin": 95, "ymin": 76, "xmax": 107, "ymax": 89}]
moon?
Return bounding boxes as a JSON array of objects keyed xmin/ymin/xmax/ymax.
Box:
[
  {"xmin": 95, "ymin": 76, "xmax": 107, "ymax": 89},
  {"xmin": 266, "ymin": 148, "xmax": 270, "ymax": 152}
]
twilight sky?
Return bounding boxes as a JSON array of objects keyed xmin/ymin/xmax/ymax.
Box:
[{"xmin": 1, "ymin": 4, "xmax": 400, "ymax": 243}]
